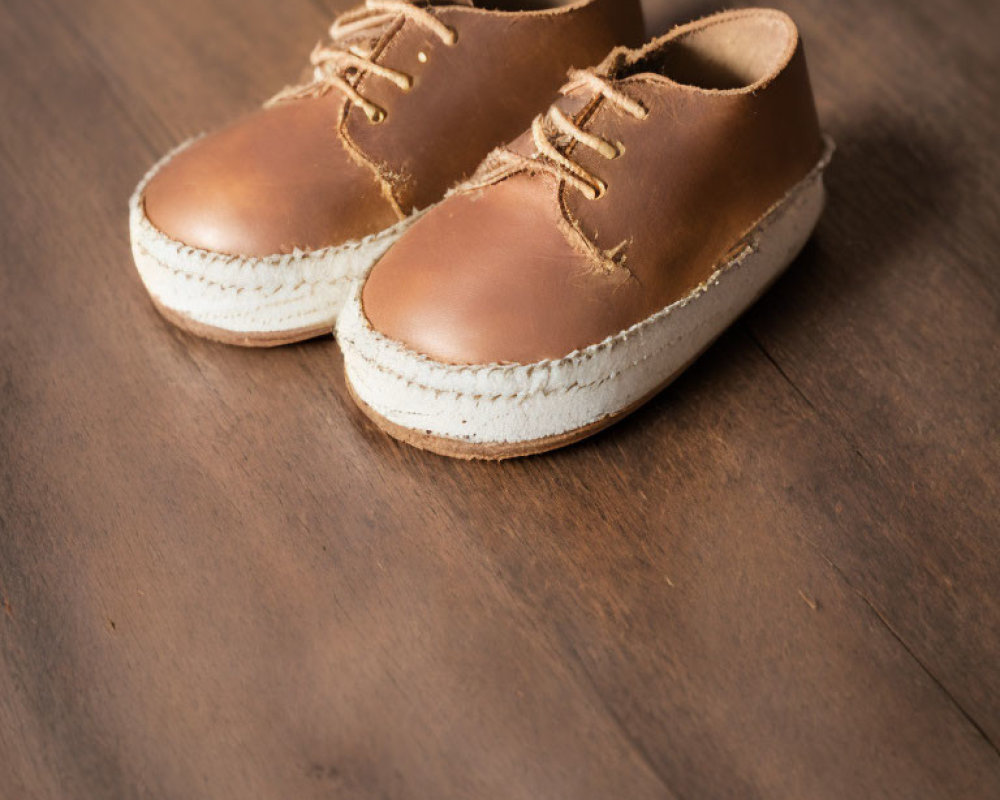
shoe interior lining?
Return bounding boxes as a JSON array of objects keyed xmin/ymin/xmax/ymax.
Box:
[{"xmin": 633, "ymin": 15, "xmax": 793, "ymax": 90}]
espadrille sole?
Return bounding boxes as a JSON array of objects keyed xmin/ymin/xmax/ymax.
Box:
[
  {"xmin": 338, "ymin": 141, "xmax": 833, "ymax": 459},
  {"xmin": 148, "ymin": 297, "xmax": 331, "ymax": 348},
  {"xmin": 346, "ymin": 349, "xmax": 709, "ymax": 460},
  {"xmin": 129, "ymin": 141, "xmax": 427, "ymax": 347}
]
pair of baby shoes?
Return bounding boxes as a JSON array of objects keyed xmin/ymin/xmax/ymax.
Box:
[{"xmin": 130, "ymin": 1, "xmax": 832, "ymax": 459}]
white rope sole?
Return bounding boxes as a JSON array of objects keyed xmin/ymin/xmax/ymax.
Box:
[
  {"xmin": 338, "ymin": 141, "xmax": 834, "ymax": 457},
  {"xmin": 128, "ymin": 141, "xmax": 426, "ymax": 342}
]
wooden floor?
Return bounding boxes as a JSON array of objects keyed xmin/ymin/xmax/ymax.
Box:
[{"xmin": 2, "ymin": 0, "xmax": 998, "ymax": 797}]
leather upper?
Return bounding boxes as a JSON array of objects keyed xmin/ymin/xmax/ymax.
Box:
[
  {"xmin": 342, "ymin": 0, "xmax": 644, "ymax": 214},
  {"xmin": 142, "ymin": 0, "xmax": 645, "ymax": 257},
  {"xmin": 143, "ymin": 97, "xmax": 397, "ymax": 257},
  {"xmin": 362, "ymin": 9, "xmax": 825, "ymax": 364}
]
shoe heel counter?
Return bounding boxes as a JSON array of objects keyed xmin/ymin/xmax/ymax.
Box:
[{"xmin": 782, "ymin": 34, "xmax": 826, "ymax": 167}]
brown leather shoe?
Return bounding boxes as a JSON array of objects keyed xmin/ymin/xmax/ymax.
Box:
[
  {"xmin": 339, "ymin": 8, "xmax": 834, "ymax": 459},
  {"xmin": 129, "ymin": 0, "xmax": 643, "ymax": 347}
]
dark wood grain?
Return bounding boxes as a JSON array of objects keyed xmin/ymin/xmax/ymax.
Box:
[{"xmin": 1, "ymin": 0, "xmax": 998, "ymax": 797}]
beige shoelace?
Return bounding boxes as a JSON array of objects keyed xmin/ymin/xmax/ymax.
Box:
[
  {"xmin": 524, "ymin": 70, "xmax": 649, "ymax": 200},
  {"xmin": 268, "ymin": 0, "xmax": 457, "ymax": 122}
]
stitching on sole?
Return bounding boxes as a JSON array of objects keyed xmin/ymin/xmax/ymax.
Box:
[
  {"xmin": 345, "ymin": 300, "xmax": 723, "ymax": 402},
  {"xmin": 135, "ymin": 243, "xmax": 361, "ymax": 296}
]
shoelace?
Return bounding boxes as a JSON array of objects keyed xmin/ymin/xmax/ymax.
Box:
[
  {"xmin": 268, "ymin": 0, "xmax": 457, "ymax": 122},
  {"xmin": 523, "ymin": 69, "xmax": 649, "ymax": 200}
]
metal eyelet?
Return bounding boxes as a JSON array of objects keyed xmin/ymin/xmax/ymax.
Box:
[{"xmin": 417, "ymin": 51, "xmax": 429, "ymax": 64}]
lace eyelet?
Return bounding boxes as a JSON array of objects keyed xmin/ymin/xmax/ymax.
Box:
[
  {"xmin": 367, "ymin": 107, "xmax": 387, "ymax": 124},
  {"xmin": 612, "ymin": 142, "xmax": 626, "ymax": 159},
  {"xmin": 445, "ymin": 26, "xmax": 459, "ymax": 46},
  {"xmin": 417, "ymin": 51, "xmax": 429, "ymax": 64},
  {"xmin": 591, "ymin": 180, "xmax": 608, "ymax": 200}
]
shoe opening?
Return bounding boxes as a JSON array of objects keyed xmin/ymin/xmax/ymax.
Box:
[
  {"xmin": 470, "ymin": 1, "xmax": 578, "ymax": 10},
  {"xmin": 631, "ymin": 11, "xmax": 796, "ymax": 90}
]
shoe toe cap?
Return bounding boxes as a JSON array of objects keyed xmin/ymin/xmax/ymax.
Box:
[
  {"xmin": 362, "ymin": 175, "xmax": 640, "ymax": 366},
  {"xmin": 142, "ymin": 97, "xmax": 396, "ymax": 257}
]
